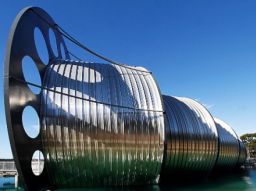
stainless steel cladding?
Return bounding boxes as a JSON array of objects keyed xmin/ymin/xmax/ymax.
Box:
[
  {"xmin": 161, "ymin": 96, "xmax": 219, "ymax": 178},
  {"xmin": 237, "ymin": 138, "xmax": 247, "ymax": 166},
  {"xmin": 213, "ymin": 118, "xmax": 247, "ymax": 169},
  {"xmin": 214, "ymin": 118, "xmax": 240, "ymax": 168},
  {"xmin": 40, "ymin": 60, "xmax": 165, "ymax": 187},
  {"xmin": 5, "ymin": 7, "xmax": 249, "ymax": 191}
]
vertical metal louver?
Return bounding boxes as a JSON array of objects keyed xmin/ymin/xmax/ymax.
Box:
[
  {"xmin": 161, "ymin": 96, "xmax": 219, "ymax": 180},
  {"xmin": 41, "ymin": 60, "xmax": 165, "ymax": 187},
  {"xmin": 4, "ymin": 6, "xmax": 248, "ymax": 191},
  {"xmin": 214, "ymin": 118, "xmax": 240, "ymax": 169}
]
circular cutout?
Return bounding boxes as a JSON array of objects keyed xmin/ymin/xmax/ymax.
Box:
[
  {"xmin": 34, "ymin": 27, "xmax": 49, "ymax": 64},
  {"xmin": 49, "ymin": 28, "xmax": 58, "ymax": 57},
  {"xmin": 22, "ymin": 106, "xmax": 40, "ymax": 138},
  {"xmin": 32, "ymin": 150, "xmax": 44, "ymax": 176},
  {"xmin": 22, "ymin": 56, "xmax": 42, "ymax": 94}
]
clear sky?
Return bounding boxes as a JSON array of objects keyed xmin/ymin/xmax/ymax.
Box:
[{"xmin": 1, "ymin": 0, "xmax": 256, "ymax": 158}]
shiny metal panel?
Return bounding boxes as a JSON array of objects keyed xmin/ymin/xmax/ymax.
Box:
[
  {"xmin": 214, "ymin": 118, "xmax": 247, "ymax": 169},
  {"xmin": 5, "ymin": 6, "xmax": 248, "ymax": 190},
  {"xmin": 41, "ymin": 60, "xmax": 165, "ymax": 187},
  {"xmin": 161, "ymin": 96, "xmax": 219, "ymax": 179},
  {"xmin": 214, "ymin": 118, "xmax": 240, "ymax": 168}
]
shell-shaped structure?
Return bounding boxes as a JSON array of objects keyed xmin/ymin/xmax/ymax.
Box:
[
  {"xmin": 214, "ymin": 118, "xmax": 247, "ymax": 169},
  {"xmin": 41, "ymin": 60, "xmax": 165, "ymax": 187},
  {"xmin": 4, "ymin": 6, "xmax": 247, "ymax": 191},
  {"xmin": 161, "ymin": 96, "xmax": 219, "ymax": 178}
]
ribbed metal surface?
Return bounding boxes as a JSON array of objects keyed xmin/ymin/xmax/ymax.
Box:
[
  {"xmin": 40, "ymin": 59, "xmax": 165, "ymax": 187},
  {"xmin": 161, "ymin": 96, "xmax": 219, "ymax": 178},
  {"xmin": 4, "ymin": 6, "xmax": 248, "ymax": 191},
  {"xmin": 214, "ymin": 118, "xmax": 240, "ymax": 168},
  {"xmin": 238, "ymin": 138, "xmax": 247, "ymax": 166}
]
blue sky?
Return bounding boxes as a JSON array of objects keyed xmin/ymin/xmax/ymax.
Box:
[{"xmin": 1, "ymin": 0, "xmax": 256, "ymax": 158}]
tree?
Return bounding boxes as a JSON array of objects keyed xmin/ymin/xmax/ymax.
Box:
[{"xmin": 240, "ymin": 133, "xmax": 256, "ymax": 158}]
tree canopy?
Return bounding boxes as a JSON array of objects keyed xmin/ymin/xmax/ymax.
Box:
[{"xmin": 240, "ymin": 132, "xmax": 256, "ymax": 158}]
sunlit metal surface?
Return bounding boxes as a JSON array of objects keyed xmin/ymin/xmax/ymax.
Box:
[
  {"xmin": 41, "ymin": 60, "xmax": 165, "ymax": 187},
  {"xmin": 214, "ymin": 118, "xmax": 240, "ymax": 168},
  {"xmin": 160, "ymin": 96, "xmax": 219, "ymax": 179},
  {"xmin": 4, "ymin": 6, "xmax": 248, "ymax": 191}
]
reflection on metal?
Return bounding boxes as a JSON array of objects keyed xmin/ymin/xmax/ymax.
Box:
[
  {"xmin": 41, "ymin": 60, "xmax": 165, "ymax": 187},
  {"xmin": 4, "ymin": 6, "xmax": 247, "ymax": 191},
  {"xmin": 161, "ymin": 96, "xmax": 247, "ymax": 180},
  {"xmin": 214, "ymin": 118, "xmax": 247, "ymax": 169},
  {"xmin": 161, "ymin": 96, "xmax": 219, "ymax": 179}
]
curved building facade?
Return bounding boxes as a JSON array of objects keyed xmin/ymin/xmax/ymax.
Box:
[
  {"xmin": 41, "ymin": 60, "xmax": 165, "ymax": 187},
  {"xmin": 161, "ymin": 96, "xmax": 219, "ymax": 179},
  {"xmin": 161, "ymin": 95, "xmax": 247, "ymax": 181},
  {"xmin": 4, "ymin": 6, "xmax": 247, "ymax": 191},
  {"xmin": 214, "ymin": 118, "xmax": 247, "ymax": 169}
]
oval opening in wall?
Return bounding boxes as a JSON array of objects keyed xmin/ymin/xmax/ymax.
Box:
[
  {"xmin": 34, "ymin": 27, "xmax": 49, "ymax": 64},
  {"xmin": 22, "ymin": 56, "xmax": 42, "ymax": 94},
  {"xmin": 49, "ymin": 28, "xmax": 58, "ymax": 57},
  {"xmin": 22, "ymin": 106, "xmax": 40, "ymax": 138},
  {"xmin": 31, "ymin": 150, "xmax": 44, "ymax": 176}
]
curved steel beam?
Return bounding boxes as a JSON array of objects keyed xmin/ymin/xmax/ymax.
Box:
[{"xmin": 4, "ymin": 6, "xmax": 68, "ymax": 191}]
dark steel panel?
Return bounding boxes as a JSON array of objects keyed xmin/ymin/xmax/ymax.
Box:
[
  {"xmin": 237, "ymin": 138, "xmax": 247, "ymax": 166},
  {"xmin": 4, "ymin": 7, "xmax": 69, "ymax": 191}
]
